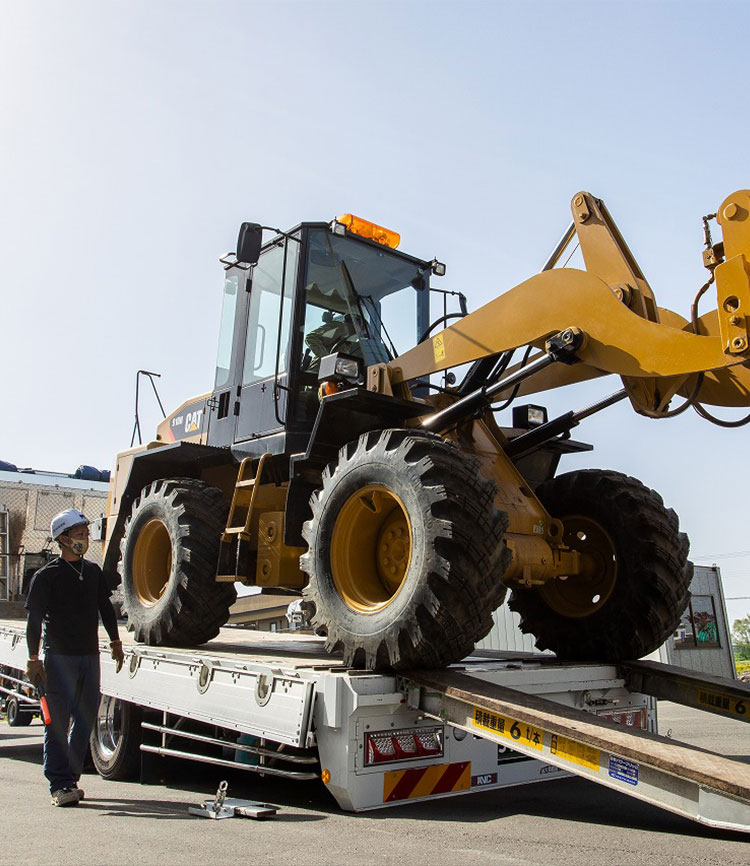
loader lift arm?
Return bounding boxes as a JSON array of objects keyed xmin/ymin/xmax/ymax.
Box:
[{"xmin": 384, "ymin": 190, "xmax": 750, "ymax": 419}]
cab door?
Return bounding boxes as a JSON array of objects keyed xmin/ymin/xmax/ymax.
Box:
[{"xmin": 235, "ymin": 238, "xmax": 299, "ymax": 442}]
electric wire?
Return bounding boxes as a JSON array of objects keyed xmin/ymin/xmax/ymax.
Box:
[
  {"xmin": 491, "ymin": 345, "xmax": 533, "ymax": 412},
  {"xmin": 687, "ymin": 214, "xmax": 750, "ymax": 428}
]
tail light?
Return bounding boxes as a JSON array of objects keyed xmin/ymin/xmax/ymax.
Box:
[{"xmin": 364, "ymin": 726, "xmax": 444, "ymax": 766}]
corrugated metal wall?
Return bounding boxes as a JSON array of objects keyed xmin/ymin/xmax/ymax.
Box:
[{"xmin": 476, "ymin": 597, "xmax": 546, "ymax": 654}]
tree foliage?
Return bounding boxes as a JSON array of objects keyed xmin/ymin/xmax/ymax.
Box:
[{"xmin": 732, "ymin": 614, "xmax": 750, "ymax": 661}]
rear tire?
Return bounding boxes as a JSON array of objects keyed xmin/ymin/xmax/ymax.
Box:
[
  {"xmin": 90, "ymin": 696, "xmax": 142, "ymax": 780},
  {"xmin": 508, "ymin": 469, "xmax": 692, "ymax": 661},
  {"xmin": 6, "ymin": 695, "xmax": 33, "ymax": 726},
  {"xmin": 120, "ymin": 479, "xmax": 236, "ymax": 646},
  {"xmin": 301, "ymin": 429, "xmax": 510, "ymax": 670}
]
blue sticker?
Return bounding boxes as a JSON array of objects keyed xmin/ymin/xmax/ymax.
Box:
[{"xmin": 608, "ymin": 755, "xmax": 639, "ymax": 786}]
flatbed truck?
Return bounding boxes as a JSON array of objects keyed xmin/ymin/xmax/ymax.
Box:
[{"xmin": 1, "ymin": 618, "xmax": 748, "ymax": 832}]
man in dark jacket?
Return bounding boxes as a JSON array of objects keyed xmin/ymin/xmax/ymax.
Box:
[{"xmin": 25, "ymin": 508, "xmax": 125, "ymax": 807}]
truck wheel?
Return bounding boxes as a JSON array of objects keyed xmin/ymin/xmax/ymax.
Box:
[
  {"xmin": 6, "ymin": 695, "xmax": 33, "ymax": 726},
  {"xmin": 90, "ymin": 696, "xmax": 142, "ymax": 780},
  {"xmin": 300, "ymin": 429, "xmax": 510, "ymax": 670},
  {"xmin": 120, "ymin": 478, "xmax": 236, "ymax": 646},
  {"xmin": 508, "ymin": 469, "xmax": 692, "ymax": 661}
]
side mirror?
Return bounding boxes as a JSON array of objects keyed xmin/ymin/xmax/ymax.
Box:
[{"xmin": 236, "ymin": 222, "xmax": 263, "ymax": 265}]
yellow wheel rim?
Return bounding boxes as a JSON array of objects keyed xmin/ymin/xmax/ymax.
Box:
[
  {"xmin": 540, "ymin": 515, "xmax": 617, "ymax": 618},
  {"xmin": 330, "ymin": 484, "xmax": 412, "ymax": 613},
  {"xmin": 132, "ymin": 518, "xmax": 172, "ymax": 606}
]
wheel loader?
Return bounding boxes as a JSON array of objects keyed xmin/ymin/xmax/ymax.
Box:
[{"xmin": 102, "ymin": 190, "xmax": 750, "ymax": 670}]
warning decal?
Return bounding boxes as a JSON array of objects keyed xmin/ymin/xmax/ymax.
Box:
[
  {"xmin": 432, "ymin": 334, "xmax": 446, "ymax": 363},
  {"xmin": 697, "ymin": 689, "xmax": 747, "ymax": 719},
  {"xmin": 472, "ymin": 707, "xmax": 544, "ymax": 751},
  {"xmin": 550, "ymin": 734, "xmax": 600, "ymax": 771},
  {"xmin": 383, "ymin": 762, "xmax": 471, "ymax": 803}
]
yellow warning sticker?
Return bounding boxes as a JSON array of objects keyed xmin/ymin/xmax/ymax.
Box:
[
  {"xmin": 432, "ymin": 334, "xmax": 446, "ymax": 363},
  {"xmin": 697, "ymin": 689, "xmax": 748, "ymax": 719},
  {"xmin": 472, "ymin": 707, "xmax": 543, "ymax": 751},
  {"xmin": 550, "ymin": 734, "xmax": 600, "ymax": 771}
]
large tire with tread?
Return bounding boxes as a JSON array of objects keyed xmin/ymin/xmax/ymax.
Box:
[
  {"xmin": 508, "ymin": 469, "xmax": 692, "ymax": 661},
  {"xmin": 301, "ymin": 429, "xmax": 510, "ymax": 670},
  {"xmin": 90, "ymin": 696, "xmax": 142, "ymax": 780},
  {"xmin": 120, "ymin": 478, "xmax": 236, "ymax": 646},
  {"xmin": 6, "ymin": 695, "xmax": 33, "ymax": 726}
]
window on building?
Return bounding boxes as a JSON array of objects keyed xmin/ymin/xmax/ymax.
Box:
[{"xmin": 673, "ymin": 595, "xmax": 721, "ymax": 649}]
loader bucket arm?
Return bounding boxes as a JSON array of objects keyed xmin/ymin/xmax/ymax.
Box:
[{"xmin": 386, "ymin": 191, "xmax": 750, "ymax": 414}]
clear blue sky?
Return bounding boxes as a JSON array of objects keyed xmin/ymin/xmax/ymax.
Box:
[{"xmin": 2, "ymin": 1, "xmax": 749, "ymax": 623}]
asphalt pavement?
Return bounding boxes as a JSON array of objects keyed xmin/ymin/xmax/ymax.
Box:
[{"xmin": 1, "ymin": 702, "xmax": 748, "ymax": 866}]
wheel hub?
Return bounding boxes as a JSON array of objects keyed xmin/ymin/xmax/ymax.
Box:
[
  {"xmin": 131, "ymin": 518, "xmax": 172, "ymax": 606},
  {"xmin": 330, "ymin": 484, "xmax": 412, "ymax": 612},
  {"xmin": 95, "ymin": 695, "xmax": 122, "ymax": 758},
  {"xmin": 540, "ymin": 515, "xmax": 617, "ymax": 617}
]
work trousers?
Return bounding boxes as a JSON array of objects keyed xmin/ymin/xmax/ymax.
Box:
[{"xmin": 43, "ymin": 652, "xmax": 100, "ymax": 794}]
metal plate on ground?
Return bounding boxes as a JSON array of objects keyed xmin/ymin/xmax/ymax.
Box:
[{"xmin": 189, "ymin": 798, "xmax": 278, "ymax": 819}]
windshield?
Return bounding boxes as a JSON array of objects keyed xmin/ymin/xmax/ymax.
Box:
[{"xmin": 301, "ymin": 229, "xmax": 425, "ymax": 369}]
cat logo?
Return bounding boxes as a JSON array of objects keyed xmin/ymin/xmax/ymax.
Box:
[{"xmin": 185, "ymin": 409, "xmax": 203, "ymax": 433}]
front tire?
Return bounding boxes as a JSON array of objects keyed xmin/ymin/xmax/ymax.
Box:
[
  {"xmin": 120, "ymin": 479, "xmax": 236, "ymax": 646},
  {"xmin": 301, "ymin": 429, "xmax": 510, "ymax": 670},
  {"xmin": 508, "ymin": 469, "xmax": 692, "ymax": 661}
]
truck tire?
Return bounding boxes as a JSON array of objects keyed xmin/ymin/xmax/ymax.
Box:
[
  {"xmin": 120, "ymin": 478, "xmax": 236, "ymax": 646},
  {"xmin": 6, "ymin": 695, "xmax": 33, "ymax": 726},
  {"xmin": 300, "ymin": 429, "xmax": 510, "ymax": 670},
  {"xmin": 90, "ymin": 696, "xmax": 142, "ymax": 780},
  {"xmin": 508, "ymin": 469, "xmax": 692, "ymax": 661}
]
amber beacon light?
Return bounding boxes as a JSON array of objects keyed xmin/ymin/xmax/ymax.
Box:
[{"xmin": 336, "ymin": 213, "xmax": 400, "ymax": 249}]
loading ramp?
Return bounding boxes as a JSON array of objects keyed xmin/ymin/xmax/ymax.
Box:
[{"xmin": 405, "ymin": 665, "xmax": 750, "ymax": 833}]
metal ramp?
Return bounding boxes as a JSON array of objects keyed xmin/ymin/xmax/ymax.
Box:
[{"xmin": 406, "ymin": 666, "xmax": 750, "ymax": 833}]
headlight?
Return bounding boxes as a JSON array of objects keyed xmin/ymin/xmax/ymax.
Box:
[
  {"xmin": 318, "ymin": 352, "xmax": 363, "ymax": 386},
  {"xmin": 512, "ymin": 404, "xmax": 548, "ymax": 429}
]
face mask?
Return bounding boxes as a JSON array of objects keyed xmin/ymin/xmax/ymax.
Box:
[{"xmin": 64, "ymin": 537, "xmax": 89, "ymax": 556}]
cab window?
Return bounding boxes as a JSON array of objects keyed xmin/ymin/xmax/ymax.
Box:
[{"xmin": 242, "ymin": 241, "xmax": 299, "ymax": 385}]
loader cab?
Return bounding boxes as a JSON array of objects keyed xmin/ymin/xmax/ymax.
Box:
[{"xmin": 207, "ymin": 219, "xmax": 431, "ymax": 457}]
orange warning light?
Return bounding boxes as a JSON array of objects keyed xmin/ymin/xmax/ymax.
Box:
[
  {"xmin": 318, "ymin": 381, "xmax": 341, "ymax": 400},
  {"xmin": 321, "ymin": 768, "xmax": 331, "ymax": 784},
  {"xmin": 337, "ymin": 213, "xmax": 400, "ymax": 249}
]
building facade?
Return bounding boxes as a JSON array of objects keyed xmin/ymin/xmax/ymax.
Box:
[{"xmin": 0, "ymin": 468, "xmax": 110, "ymax": 601}]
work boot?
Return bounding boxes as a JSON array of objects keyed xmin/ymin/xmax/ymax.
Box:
[
  {"xmin": 51, "ymin": 788, "xmax": 80, "ymax": 807},
  {"xmin": 72, "ymin": 785, "xmax": 85, "ymax": 801}
]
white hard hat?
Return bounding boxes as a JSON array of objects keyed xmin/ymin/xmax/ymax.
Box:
[{"xmin": 50, "ymin": 508, "xmax": 89, "ymax": 540}]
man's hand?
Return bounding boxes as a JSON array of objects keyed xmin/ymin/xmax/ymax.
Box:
[
  {"xmin": 110, "ymin": 640, "xmax": 125, "ymax": 673},
  {"xmin": 26, "ymin": 658, "xmax": 46, "ymax": 686}
]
